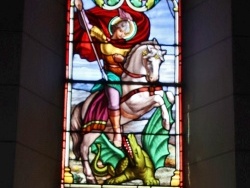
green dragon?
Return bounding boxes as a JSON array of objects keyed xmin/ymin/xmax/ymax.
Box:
[{"xmin": 91, "ymin": 134, "xmax": 159, "ymax": 185}]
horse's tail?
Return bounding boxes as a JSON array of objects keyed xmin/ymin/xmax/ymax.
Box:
[{"xmin": 70, "ymin": 101, "xmax": 84, "ymax": 160}]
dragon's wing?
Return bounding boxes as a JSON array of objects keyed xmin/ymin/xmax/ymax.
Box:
[
  {"xmin": 142, "ymin": 92, "xmax": 174, "ymax": 169},
  {"xmin": 91, "ymin": 133, "xmax": 125, "ymax": 168}
]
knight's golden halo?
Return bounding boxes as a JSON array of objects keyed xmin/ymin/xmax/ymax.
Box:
[{"xmin": 108, "ymin": 16, "xmax": 137, "ymax": 41}]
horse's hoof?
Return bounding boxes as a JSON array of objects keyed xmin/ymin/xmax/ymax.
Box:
[
  {"xmin": 163, "ymin": 119, "xmax": 170, "ymax": 130},
  {"xmin": 86, "ymin": 176, "xmax": 97, "ymax": 184}
]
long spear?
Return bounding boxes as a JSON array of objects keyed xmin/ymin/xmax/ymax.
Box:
[{"xmin": 79, "ymin": 9, "xmax": 107, "ymax": 80}]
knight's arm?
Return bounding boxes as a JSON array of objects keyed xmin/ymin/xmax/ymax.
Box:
[{"xmin": 90, "ymin": 26, "xmax": 108, "ymax": 43}]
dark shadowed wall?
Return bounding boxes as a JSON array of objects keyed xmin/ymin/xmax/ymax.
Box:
[{"xmin": 183, "ymin": 0, "xmax": 250, "ymax": 187}]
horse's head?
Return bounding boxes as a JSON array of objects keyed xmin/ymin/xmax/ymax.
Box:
[
  {"xmin": 142, "ymin": 39, "xmax": 167, "ymax": 82},
  {"xmin": 123, "ymin": 38, "xmax": 166, "ymax": 82}
]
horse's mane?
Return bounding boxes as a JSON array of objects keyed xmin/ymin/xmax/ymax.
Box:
[{"xmin": 125, "ymin": 40, "xmax": 159, "ymax": 65}]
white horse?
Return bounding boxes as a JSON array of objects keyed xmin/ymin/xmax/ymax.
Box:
[{"xmin": 70, "ymin": 38, "xmax": 172, "ymax": 183}]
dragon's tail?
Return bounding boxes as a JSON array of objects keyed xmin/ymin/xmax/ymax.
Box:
[{"xmin": 91, "ymin": 144, "xmax": 115, "ymax": 177}]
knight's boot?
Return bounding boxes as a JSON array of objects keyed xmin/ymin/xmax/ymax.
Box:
[{"xmin": 109, "ymin": 109, "xmax": 122, "ymax": 148}]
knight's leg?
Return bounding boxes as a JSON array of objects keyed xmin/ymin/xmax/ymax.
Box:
[
  {"xmin": 109, "ymin": 109, "xmax": 122, "ymax": 147},
  {"xmin": 106, "ymin": 87, "xmax": 122, "ymax": 147}
]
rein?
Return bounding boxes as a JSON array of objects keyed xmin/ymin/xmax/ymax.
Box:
[{"xmin": 119, "ymin": 63, "xmax": 146, "ymax": 78}]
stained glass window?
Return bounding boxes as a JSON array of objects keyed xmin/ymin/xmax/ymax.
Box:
[{"xmin": 62, "ymin": 0, "xmax": 182, "ymax": 187}]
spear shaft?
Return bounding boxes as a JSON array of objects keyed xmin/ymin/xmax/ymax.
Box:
[{"xmin": 79, "ymin": 9, "xmax": 107, "ymax": 80}]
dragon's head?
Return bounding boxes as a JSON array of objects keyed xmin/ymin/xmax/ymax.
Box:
[{"xmin": 122, "ymin": 134, "xmax": 145, "ymax": 167}]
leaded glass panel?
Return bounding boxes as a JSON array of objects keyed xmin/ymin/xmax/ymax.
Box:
[{"xmin": 62, "ymin": 0, "xmax": 182, "ymax": 187}]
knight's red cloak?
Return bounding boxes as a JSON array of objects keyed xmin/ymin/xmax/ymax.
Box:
[{"xmin": 73, "ymin": 1, "xmax": 151, "ymax": 61}]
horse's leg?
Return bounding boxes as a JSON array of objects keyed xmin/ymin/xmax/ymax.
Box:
[
  {"xmin": 129, "ymin": 93, "xmax": 171, "ymax": 130},
  {"xmin": 160, "ymin": 103, "xmax": 170, "ymax": 130},
  {"xmin": 153, "ymin": 94, "xmax": 170, "ymax": 130},
  {"xmin": 160, "ymin": 91, "xmax": 175, "ymax": 130},
  {"xmin": 147, "ymin": 94, "xmax": 171, "ymax": 130},
  {"xmin": 122, "ymin": 90, "xmax": 172, "ymax": 130},
  {"xmin": 80, "ymin": 133, "xmax": 100, "ymax": 184}
]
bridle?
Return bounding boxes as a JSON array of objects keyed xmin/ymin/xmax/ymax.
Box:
[{"xmin": 120, "ymin": 63, "xmax": 146, "ymax": 78}]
